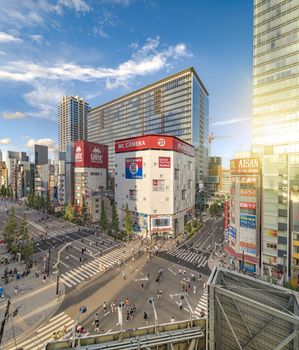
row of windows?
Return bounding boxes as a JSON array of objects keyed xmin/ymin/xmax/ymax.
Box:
[
  {"xmin": 254, "ymin": 52, "xmax": 298, "ymax": 76},
  {"xmin": 253, "ymin": 86, "xmax": 299, "ymax": 106},
  {"xmin": 253, "ymin": 74, "xmax": 299, "ymax": 95},
  {"xmin": 254, "ymin": 31, "xmax": 298, "ymax": 56},
  {"xmin": 254, "ymin": 66, "xmax": 296, "ymax": 86},
  {"xmin": 255, "ymin": 2, "xmax": 297, "ymax": 26},
  {"xmin": 253, "ymin": 97, "xmax": 299, "ymax": 115},
  {"xmin": 254, "ymin": 41, "xmax": 299, "ymax": 66}
]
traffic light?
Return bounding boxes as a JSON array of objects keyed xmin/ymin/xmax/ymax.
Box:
[{"xmin": 118, "ymin": 301, "xmax": 125, "ymax": 308}]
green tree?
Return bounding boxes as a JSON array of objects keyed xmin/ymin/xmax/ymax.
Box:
[
  {"xmin": 73, "ymin": 205, "xmax": 82, "ymax": 225},
  {"xmin": 99, "ymin": 199, "xmax": 108, "ymax": 232},
  {"xmin": 81, "ymin": 196, "xmax": 89, "ymax": 225},
  {"xmin": 185, "ymin": 222, "xmax": 192, "ymax": 235},
  {"xmin": 19, "ymin": 216, "xmax": 33, "ymax": 267},
  {"xmin": 64, "ymin": 201, "xmax": 74, "ymax": 222},
  {"xmin": 124, "ymin": 203, "xmax": 132, "ymax": 237},
  {"xmin": 112, "ymin": 201, "xmax": 119, "ymax": 234},
  {"xmin": 0, "ymin": 185, "xmax": 6, "ymax": 197},
  {"xmin": 199, "ymin": 213, "xmax": 203, "ymax": 223},
  {"xmin": 209, "ymin": 201, "xmax": 221, "ymax": 217},
  {"xmin": 4, "ymin": 207, "xmax": 18, "ymax": 250}
]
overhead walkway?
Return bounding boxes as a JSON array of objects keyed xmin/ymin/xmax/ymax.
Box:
[{"xmin": 45, "ymin": 319, "xmax": 206, "ymax": 350}]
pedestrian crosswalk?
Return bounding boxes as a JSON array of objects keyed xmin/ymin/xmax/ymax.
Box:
[
  {"xmin": 60, "ymin": 246, "xmax": 134, "ymax": 289},
  {"xmin": 168, "ymin": 247, "xmax": 208, "ymax": 267},
  {"xmin": 194, "ymin": 289, "xmax": 208, "ymax": 318},
  {"xmin": 7, "ymin": 312, "xmax": 75, "ymax": 350}
]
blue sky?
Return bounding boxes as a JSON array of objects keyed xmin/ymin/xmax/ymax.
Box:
[{"xmin": 0, "ymin": 0, "xmax": 253, "ymax": 165}]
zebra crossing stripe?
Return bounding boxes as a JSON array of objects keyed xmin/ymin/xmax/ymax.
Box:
[
  {"xmin": 84, "ymin": 262, "xmax": 99, "ymax": 273},
  {"xmin": 76, "ymin": 266, "xmax": 93, "ymax": 277},
  {"xmin": 60, "ymin": 274, "xmax": 77, "ymax": 286},
  {"xmin": 201, "ymin": 257, "xmax": 208, "ymax": 267},
  {"xmin": 67, "ymin": 270, "xmax": 85, "ymax": 282},
  {"xmin": 59, "ymin": 277, "xmax": 72, "ymax": 288}
]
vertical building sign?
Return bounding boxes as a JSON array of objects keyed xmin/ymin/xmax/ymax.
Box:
[
  {"xmin": 224, "ymin": 201, "xmax": 229, "ymax": 230},
  {"xmin": 125, "ymin": 158, "xmax": 143, "ymax": 179}
]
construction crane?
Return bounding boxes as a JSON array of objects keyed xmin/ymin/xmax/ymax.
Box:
[{"xmin": 208, "ymin": 132, "xmax": 231, "ymax": 157}]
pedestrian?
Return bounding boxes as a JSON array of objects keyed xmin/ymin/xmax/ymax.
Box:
[
  {"xmin": 130, "ymin": 307, "xmax": 134, "ymax": 320},
  {"xmin": 147, "ymin": 273, "xmax": 150, "ymax": 280},
  {"xmin": 171, "ymin": 316, "xmax": 175, "ymax": 323},
  {"xmin": 125, "ymin": 297, "xmax": 129, "ymax": 306},
  {"xmin": 141, "ymin": 283, "xmax": 144, "ymax": 292},
  {"xmin": 21, "ymin": 283, "xmax": 25, "ymax": 294},
  {"xmin": 94, "ymin": 319, "xmax": 100, "ymax": 333},
  {"xmin": 193, "ymin": 285, "xmax": 197, "ymax": 294},
  {"xmin": 14, "ymin": 285, "xmax": 19, "ymax": 295},
  {"xmin": 203, "ymin": 282, "xmax": 206, "ymax": 290},
  {"xmin": 103, "ymin": 301, "xmax": 107, "ymax": 313},
  {"xmin": 133, "ymin": 304, "xmax": 136, "ymax": 314},
  {"xmin": 188, "ymin": 284, "xmax": 191, "ymax": 292},
  {"xmin": 57, "ymin": 289, "xmax": 62, "ymax": 300},
  {"xmin": 179, "ymin": 301, "xmax": 183, "ymax": 311},
  {"xmin": 111, "ymin": 302, "xmax": 114, "ymax": 313},
  {"xmin": 156, "ymin": 277, "xmax": 160, "ymax": 285},
  {"xmin": 143, "ymin": 312, "xmax": 148, "ymax": 325},
  {"xmin": 43, "ymin": 275, "xmax": 46, "ymax": 284},
  {"xmin": 95, "ymin": 313, "xmax": 99, "ymax": 322},
  {"xmin": 126, "ymin": 309, "xmax": 130, "ymax": 321}
]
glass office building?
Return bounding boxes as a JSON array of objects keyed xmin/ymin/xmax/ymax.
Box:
[
  {"xmin": 88, "ymin": 67, "xmax": 209, "ymax": 208},
  {"xmin": 253, "ymin": 0, "xmax": 299, "ymax": 284}
]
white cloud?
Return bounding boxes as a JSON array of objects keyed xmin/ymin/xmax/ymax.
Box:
[
  {"xmin": 101, "ymin": 0, "xmax": 131, "ymax": 5},
  {"xmin": 2, "ymin": 111, "xmax": 25, "ymax": 120},
  {"xmin": 211, "ymin": 117, "xmax": 250, "ymax": 127},
  {"xmin": 0, "ymin": 37, "xmax": 192, "ymax": 89},
  {"xmin": 30, "ymin": 34, "xmax": 43, "ymax": 43},
  {"xmin": 0, "ymin": 138, "xmax": 12, "ymax": 145},
  {"xmin": 0, "ymin": 32, "xmax": 22, "ymax": 43},
  {"xmin": 58, "ymin": 0, "xmax": 90, "ymax": 13},
  {"xmin": 23, "ymin": 84, "xmax": 65, "ymax": 121},
  {"xmin": 25, "ymin": 138, "xmax": 58, "ymax": 152}
]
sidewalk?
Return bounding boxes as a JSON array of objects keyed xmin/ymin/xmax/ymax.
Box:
[{"xmin": 0, "ymin": 271, "xmax": 64, "ymax": 346}]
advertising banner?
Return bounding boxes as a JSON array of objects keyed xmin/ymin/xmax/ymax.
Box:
[
  {"xmin": 240, "ymin": 242, "xmax": 257, "ymax": 255},
  {"xmin": 240, "ymin": 177, "xmax": 257, "ymax": 184},
  {"xmin": 130, "ymin": 212, "xmax": 148, "ymax": 233},
  {"xmin": 74, "ymin": 140, "xmax": 108, "ymax": 169},
  {"xmin": 151, "ymin": 216, "xmax": 172, "ymax": 232},
  {"xmin": 264, "ymin": 228, "xmax": 278, "ymax": 238},
  {"xmin": 240, "ymin": 189, "xmax": 256, "ymax": 197},
  {"xmin": 240, "ymin": 226, "xmax": 257, "ymax": 255},
  {"xmin": 159, "ymin": 157, "xmax": 171, "ymax": 168},
  {"xmin": 224, "ymin": 201, "xmax": 229, "ymax": 230},
  {"xmin": 125, "ymin": 158, "xmax": 143, "ymax": 179},
  {"xmin": 240, "ymin": 202, "xmax": 256, "ymax": 210},
  {"xmin": 240, "ymin": 214, "xmax": 256, "ymax": 229},
  {"xmin": 115, "ymin": 135, "xmax": 194, "ymax": 157},
  {"xmin": 243, "ymin": 262, "xmax": 256, "ymax": 273},
  {"xmin": 230, "ymin": 158, "xmax": 259, "ymax": 175},
  {"xmin": 228, "ymin": 226, "xmax": 236, "ymax": 240},
  {"xmin": 152, "ymin": 179, "xmax": 165, "ymax": 191}
]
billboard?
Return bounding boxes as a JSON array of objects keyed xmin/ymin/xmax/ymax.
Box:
[
  {"xmin": 240, "ymin": 177, "xmax": 257, "ymax": 184},
  {"xmin": 130, "ymin": 212, "xmax": 148, "ymax": 233},
  {"xmin": 151, "ymin": 216, "xmax": 172, "ymax": 232},
  {"xmin": 240, "ymin": 189, "xmax": 256, "ymax": 197},
  {"xmin": 74, "ymin": 140, "xmax": 108, "ymax": 169},
  {"xmin": 152, "ymin": 179, "xmax": 165, "ymax": 191},
  {"xmin": 224, "ymin": 201, "xmax": 229, "ymax": 230},
  {"xmin": 228, "ymin": 226, "xmax": 236, "ymax": 240},
  {"xmin": 240, "ymin": 226, "xmax": 257, "ymax": 255},
  {"xmin": 264, "ymin": 228, "xmax": 277, "ymax": 238},
  {"xmin": 230, "ymin": 158, "xmax": 259, "ymax": 175},
  {"xmin": 159, "ymin": 157, "xmax": 171, "ymax": 168},
  {"xmin": 125, "ymin": 158, "xmax": 143, "ymax": 179},
  {"xmin": 240, "ymin": 202, "xmax": 256, "ymax": 210},
  {"xmin": 115, "ymin": 135, "xmax": 194, "ymax": 157},
  {"xmin": 240, "ymin": 214, "xmax": 256, "ymax": 229}
]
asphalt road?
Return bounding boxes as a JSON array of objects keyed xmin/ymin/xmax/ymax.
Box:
[{"xmin": 157, "ymin": 216, "xmax": 224, "ymax": 275}]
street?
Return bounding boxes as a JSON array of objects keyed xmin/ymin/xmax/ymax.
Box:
[{"xmin": 158, "ymin": 216, "xmax": 224, "ymax": 275}]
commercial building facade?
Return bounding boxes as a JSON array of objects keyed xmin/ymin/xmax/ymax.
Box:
[
  {"xmin": 74, "ymin": 140, "xmax": 108, "ymax": 220},
  {"xmin": 88, "ymin": 67, "xmax": 209, "ymax": 211},
  {"xmin": 226, "ymin": 157, "xmax": 261, "ymax": 274},
  {"xmin": 115, "ymin": 135, "xmax": 195, "ymax": 238},
  {"xmin": 253, "ymin": 0, "xmax": 299, "ymax": 285},
  {"xmin": 58, "ymin": 96, "xmax": 90, "ymax": 152},
  {"xmin": 208, "ymin": 156, "xmax": 222, "ymax": 196}
]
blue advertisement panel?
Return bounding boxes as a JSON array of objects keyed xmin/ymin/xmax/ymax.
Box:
[
  {"xmin": 241, "ymin": 262, "xmax": 256, "ymax": 273},
  {"xmin": 229, "ymin": 226, "xmax": 236, "ymax": 239},
  {"xmin": 240, "ymin": 214, "xmax": 256, "ymax": 229},
  {"xmin": 125, "ymin": 157, "xmax": 143, "ymax": 179}
]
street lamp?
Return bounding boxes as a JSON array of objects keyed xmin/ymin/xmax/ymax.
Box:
[
  {"xmin": 180, "ymin": 293, "xmax": 194, "ymax": 326},
  {"xmin": 0, "ymin": 298, "xmax": 20, "ymax": 348},
  {"xmin": 148, "ymin": 297, "xmax": 158, "ymax": 333},
  {"xmin": 53, "ymin": 243, "xmax": 71, "ymax": 295},
  {"xmin": 72, "ymin": 305, "xmax": 87, "ymax": 348},
  {"xmin": 118, "ymin": 300, "xmax": 125, "ymax": 333}
]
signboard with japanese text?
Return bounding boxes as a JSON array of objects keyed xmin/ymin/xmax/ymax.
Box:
[
  {"xmin": 152, "ymin": 179, "xmax": 165, "ymax": 191},
  {"xmin": 240, "ymin": 226, "xmax": 257, "ymax": 256},
  {"xmin": 115, "ymin": 135, "xmax": 194, "ymax": 157},
  {"xmin": 159, "ymin": 157, "xmax": 171, "ymax": 168},
  {"xmin": 74, "ymin": 140, "xmax": 108, "ymax": 169},
  {"xmin": 240, "ymin": 202, "xmax": 256, "ymax": 210},
  {"xmin": 230, "ymin": 158, "xmax": 259, "ymax": 175},
  {"xmin": 224, "ymin": 201, "xmax": 229, "ymax": 230},
  {"xmin": 240, "ymin": 177, "xmax": 257, "ymax": 184},
  {"xmin": 151, "ymin": 216, "xmax": 172, "ymax": 232},
  {"xmin": 240, "ymin": 189, "xmax": 257, "ymax": 197},
  {"xmin": 240, "ymin": 214, "xmax": 256, "ymax": 229},
  {"xmin": 125, "ymin": 158, "xmax": 143, "ymax": 179},
  {"xmin": 228, "ymin": 226, "xmax": 236, "ymax": 240}
]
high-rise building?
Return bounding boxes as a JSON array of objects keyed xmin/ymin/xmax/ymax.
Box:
[
  {"xmin": 253, "ymin": 0, "xmax": 299, "ymax": 285},
  {"xmin": 253, "ymin": 0, "xmax": 299, "ymax": 152},
  {"xmin": 88, "ymin": 67, "xmax": 209, "ymax": 210},
  {"xmin": 0, "ymin": 149, "xmax": 2, "ymax": 162},
  {"xmin": 58, "ymin": 96, "xmax": 90, "ymax": 152},
  {"xmin": 208, "ymin": 156, "xmax": 222, "ymax": 195},
  {"xmin": 34, "ymin": 144, "xmax": 48, "ymax": 165}
]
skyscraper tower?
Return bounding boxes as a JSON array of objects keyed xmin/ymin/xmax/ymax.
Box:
[
  {"xmin": 58, "ymin": 96, "xmax": 90, "ymax": 152},
  {"xmin": 253, "ymin": 0, "xmax": 299, "ymax": 285}
]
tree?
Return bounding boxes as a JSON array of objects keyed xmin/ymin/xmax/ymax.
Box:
[
  {"xmin": 199, "ymin": 213, "xmax": 203, "ymax": 223},
  {"xmin": 209, "ymin": 201, "xmax": 221, "ymax": 217},
  {"xmin": 81, "ymin": 196, "xmax": 89, "ymax": 225},
  {"xmin": 19, "ymin": 215, "xmax": 33, "ymax": 266},
  {"xmin": 112, "ymin": 201, "xmax": 119, "ymax": 234},
  {"xmin": 73, "ymin": 206, "xmax": 82, "ymax": 225},
  {"xmin": 64, "ymin": 201, "xmax": 74, "ymax": 222},
  {"xmin": 185, "ymin": 222, "xmax": 192, "ymax": 235},
  {"xmin": 4, "ymin": 207, "xmax": 18, "ymax": 250},
  {"xmin": 99, "ymin": 199, "xmax": 108, "ymax": 232},
  {"xmin": 124, "ymin": 203, "xmax": 132, "ymax": 237}
]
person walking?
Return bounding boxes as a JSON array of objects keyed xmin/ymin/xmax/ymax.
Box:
[
  {"xmin": 171, "ymin": 316, "xmax": 175, "ymax": 323},
  {"xmin": 103, "ymin": 302, "xmax": 107, "ymax": 313},
  {"xmin": 193, "ymin": 285, "xmax": 197, "ymax": 294},
  {"xmin": 179, "ymin": 301, "xmax": 183, "ymax": 311},
  {"xmin": 141, "ymin": 283, "xmax": 144, "ymax": 292},
  {"xmin": 125, "ymin": 297, "xmax": 129, "ymax": 306},
  {"xmin": 143, "ymin": 311, "xmax": 148, "ymax": 325}
]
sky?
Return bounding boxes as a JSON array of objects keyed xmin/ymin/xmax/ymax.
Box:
[{"xmin": 0, "ymin": 0, "xmax": 253, "ymax": 165}]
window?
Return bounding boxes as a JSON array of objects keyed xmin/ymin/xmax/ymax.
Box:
[
  {"xmin": 188, "ymin": 180, "xmax": 192, "ymax": 189},
  {"xmin": 175, "ymin": 169, "xmax": 180, "ymax": 180},
  {"xmin": 182, "ymin": 189, "xmax": 186, "ymax": 200},
  {"xmin": 188, "ymin": 161, "xmax": 192, "ymax": 170}
]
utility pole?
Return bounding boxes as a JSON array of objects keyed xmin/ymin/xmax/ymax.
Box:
[
  {"xmin": 0, "ymin": 298, "xmax": 11, "ymax": 346},
  {"xmin": 148, "ymin": 297, "xmax": 159, "ymax": 333},
  {"xmin": 53, "ymin": 243, "xmax": 71, "ymax": 295},
  {"xmin": 47, "ymin": 247, "xmax": 51, "ymax": 277}
]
